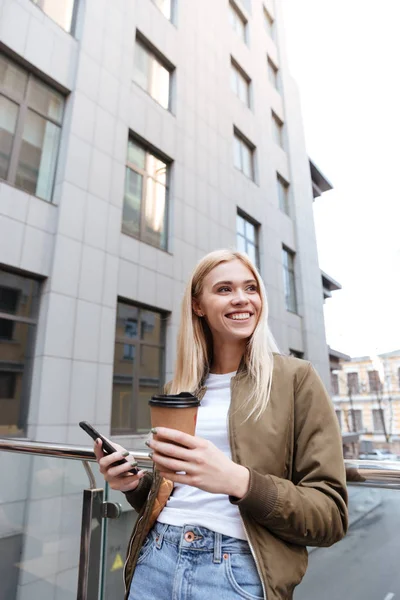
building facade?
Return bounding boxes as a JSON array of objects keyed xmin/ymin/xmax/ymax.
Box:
[
  {"xmin": 332, "ymin": 350, "xmax": 400, "ymax": 453},
  {"xmin": 0, "ymin": 1, "xmax": 336, "ymax": 597},
  {"xmin": 0, "ymin": 0, "xmax": 331, "ymax": 450}
]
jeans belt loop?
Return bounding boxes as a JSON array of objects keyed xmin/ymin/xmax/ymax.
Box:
[
  {"xmin": 213, "ymin": 531, "xmax": 222, "ymax": 563},
  {"xmin": 155, "ymin": 523, "xmax": 169, "ymax": 549}
]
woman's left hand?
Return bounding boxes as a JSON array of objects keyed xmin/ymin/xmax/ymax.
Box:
[{"xmin": 147, "ymin": 427, "xmax": 250, "ymax": 499}]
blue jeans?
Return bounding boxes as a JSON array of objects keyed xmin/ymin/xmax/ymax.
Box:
[{"xmin": 128, "ymin": 522, "xmax": 264, "ymax": 600}]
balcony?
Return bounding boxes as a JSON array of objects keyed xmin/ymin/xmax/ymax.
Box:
[{"xmin": 0, "ymin": 439, "xmax": 399, "ymax": 599}]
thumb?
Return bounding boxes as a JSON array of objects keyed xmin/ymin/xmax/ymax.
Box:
[{"xmin": 93, "ymin": 438, "xmax": 105, "ymax": 460}]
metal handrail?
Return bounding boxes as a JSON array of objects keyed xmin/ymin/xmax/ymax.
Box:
[
  {"xmin": 0, "ymin": 438, "xmax": 152, "ymax": 466},
  {"xmin": 0, "ymin": 438, "xmax": 399, "ymax": 488}
]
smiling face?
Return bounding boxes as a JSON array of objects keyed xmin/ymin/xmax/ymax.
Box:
[{"xmin": 193, "ymin": 259, "xmax": 262, "ymax": 344}]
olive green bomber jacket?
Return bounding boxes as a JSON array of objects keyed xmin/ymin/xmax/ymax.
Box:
[{"xmin": 123, "ymin": 354, "xmax": 348, "ymax": 599}]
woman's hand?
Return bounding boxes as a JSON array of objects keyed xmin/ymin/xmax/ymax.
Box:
[
  {"xmin": 147, "ymin": 428, "xmax": 250, "ymax": 498},
  {"xmin": 94, "ymin": 438, "xmax": 146, "ymax": 493}
]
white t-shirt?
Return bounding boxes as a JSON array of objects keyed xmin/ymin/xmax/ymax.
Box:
[{"xmin": 157, "ymin": 371, "xmax": 247, "ymax": 540}]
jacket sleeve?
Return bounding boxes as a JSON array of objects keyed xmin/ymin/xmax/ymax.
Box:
[
  {"xmin": 123, "ymin": 472, "xmax": 154, "ymax": 513},
  {"xmin": 231, "ymin": 363, "xmax": 348, "ymax": 547}
]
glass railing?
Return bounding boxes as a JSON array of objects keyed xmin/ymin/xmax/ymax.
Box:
[
  {"xmin": 0, "ymin": 439, "xmax": 150, "ymax": 600},
  {"xmin": 295, "ymin": 486, "xmax": 400, "ymax": 599},
  {"xmin": 0, "ymin": 439, "xmax": 399, "ymax": 600}
]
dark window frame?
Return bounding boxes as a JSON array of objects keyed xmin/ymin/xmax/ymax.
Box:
[
  {"xmin": 30, "ymin": 0, "xmax": 79, "ymax": 34},
  {"xmin": 236, "ymin": 209, "xmax": 260, "ymax": 269},
  {"xmin": 0, "ymin": 371, "xmax": 17, "ymax": 398},
  {"xmin": 271, "ymin": 110, "xmax": 284, "ymax": 149},
  {"xmin": 368, "ymin": 370, "xmax": 382, "ymax": 393},
  {"xmin": 122, "ymin": 134, "xmax": 171, "ymax": 251},
  {"xmin": 282, "ymin": 246, "xmax": 297, "ymax": 313},
  {"xmin": 111, "ymin": 301, "xmax": 167, "ymax": 435},
  {"xmin": 229, "ymin": 1, "xmax": 248, "ymax": 44},
  {"xmin": 331, "ymin": 372, "xmax": 339, "ymax": 395},
  {"xmin": 277, "ymin": 173, "xmax": 290, "ymax": 215},
  {"xmin": 263, "ymin": 5, "xmax": 275, "ymax": 40},
  {"xmin": 372, "ymin": 408, "xmax": 384, "ymax": 433},
  {"xmin": 347, "ymin": 371, "xmax": 359, "ymax": 395},
  {"xmin": 0, "ymin": 268, "xmax": 41, "ymax": 437},
  {"xmin": 267, "ymin": 55, "xmax": 279, "ymax": 91},
  {"xmin": 133, "ymin": 32, "xmax": 175, "ymax": 112},
  {"xmin": 0, "ymin": 53, "xmax": 64, "ymax": 202},
  {"xmin": 151, "ymin": 0, "xmax": 176, "ymax": 23},
  {"xmin": 233, "ymin": 127, "xmax": 256, "ymax": 181},
  {"xmin": 230, "ymin": 57, "xmax": 251, "ymax": 108},
  {"xmin": 349, "ymin": 408, "xmax": 363, "ymax": 432}
]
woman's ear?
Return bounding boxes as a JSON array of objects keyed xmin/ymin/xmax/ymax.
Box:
[{"xmin": 192, "ymin": 299, "xmax": 204, "ymax": 317}]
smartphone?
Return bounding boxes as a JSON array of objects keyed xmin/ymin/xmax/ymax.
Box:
[{"xmin": 79, "ymin": 421, "xmax": 139, "ymax": 475}]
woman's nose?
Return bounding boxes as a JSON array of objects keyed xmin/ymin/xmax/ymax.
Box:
[{"xmin": 232, "ymin": 289, "xmax": 248, "ymax": 304}]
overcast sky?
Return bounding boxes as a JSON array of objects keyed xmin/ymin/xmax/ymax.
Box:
[{"xmin": 281, "ymin": 0, "xmax": 400, "ymax": 358}]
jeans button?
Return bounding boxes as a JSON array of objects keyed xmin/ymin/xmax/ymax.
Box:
[{"xmin": 184, "ymin": 531, "xmax": 195, "ymax": 542}]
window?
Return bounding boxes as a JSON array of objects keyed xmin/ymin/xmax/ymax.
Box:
[
  {"xmin": 239, "ymin": 0, "xmax": 252, "ymax": 13},
  {"xmin": 348, "ymin": 409, "xmax": 363, "ymax": 432},
  {"xmin": 112, "ymin": 302, "xmax": 166, "ymax": 434},
  {"xmin": 272, "ymin": 111, "xmax": 284, "ymax": 148},
  {"xmin": 31, "ymin": 0, "xmax": 77, "ymax": 33},
  {"xmin": 289, "ymin": 349, "xmax": 304, "ymax": 359},
  {"xmin": 368, "ymin": 370, "xmax": 382, "ymax": 393},
  {"xmin": 335, "ymin": 410, "xmax": 342, "ymax": 429},
  {"xmin": 267, "ymin": 56, "xmax": 279, "ymax": 90},
  {"xmin": 372, "ymin": 409, "xmax": 385, "ymax": 433},
  {"xmin": 347, "ymin": 372, "xmax": 359, "ymax": 395},
  {"xmin": 133, "ymin": 37, "xmax": 172, "ymax": 110},
  {"xmin": 263, "ymin": 6, "xmax": 275, "ymax": 39},
  {"xmin": 229, "ymin": 2, "xmax": 247, "ymax": 43},
  {"xmin": 282, "ymin": 247, "xmax": 297, "ymax": 313},
  {"xmin": 236, "ymin": 211, "xmax": 259, "ymax": 268},
  {"xmin": 152, "ymin": 0, "xmax": 174, "ymax": 21},
  {"xmin": 230, "ymin": 59, "xmax": 250, "ymax": 107},
  {"xmin": 331, "ymin": 372, "xmax": 339, "ymax": 395},
  {"xmin": 233, "ymin": 130, "xmax": 254, "ymax": 180},
  {"xmin": 0, "ymin": 270, "xmax": 40, "ymax": 437},
  {"xmin": 122, "ymin": 136, "xmax": 169, "ymax": 250},
  {"xmin": 277, "ymin": 174, "xmax": 289, "ymax": 215},
  {"xmin": 0, "ymin": 54, "xmax": 64, "ymax": 201},
  {"xmin": 398, "ymin": 367, "xmax": 400, "ymax": 391}
]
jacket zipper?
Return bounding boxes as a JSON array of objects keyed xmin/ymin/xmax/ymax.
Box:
[
  {"xmin": 229, "ymin": 378, "xmax": 267, "ymax": 600},
  {"xmin": 238, "ymin": 511, "xmax": 267, "ymax": 600}
]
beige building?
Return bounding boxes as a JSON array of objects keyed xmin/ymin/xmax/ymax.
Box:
[{"xmin": 331, "ymin": 350, "xmax": 400, "ymax": 453}]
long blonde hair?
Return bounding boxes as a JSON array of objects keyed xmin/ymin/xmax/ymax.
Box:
[{"xmin": 169, "ymin": 249, "xmax": 279, "ymax": 420}]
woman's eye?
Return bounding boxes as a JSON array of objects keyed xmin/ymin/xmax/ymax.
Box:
[
  {"xmin": 218, "ymin": 287, "xmax": 231, "ymax": 293},
  {"xmin": 247, "ymin": 285, "xmax": 258, "ymax": 292}
]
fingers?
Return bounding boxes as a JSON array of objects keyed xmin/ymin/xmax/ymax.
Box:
[
  {"xmin": 151, "ymin": 452, "xmax": 191, "ymax": 474},
  {"xmin": 153, "ymin": 428, "xmax": 199, "ymax": 449},
  {"xmin": 148, "ymin": 438, "xmax": 193, "ymax": 462},
  {"xmin": 99, "ymin": 449, "xmax": 131, "ymax": 469},
  {"xmin": 108, "ymin": 457, "xmax": 139, "ymax": 479},
  {"xmin": 93, "ymin": 438, "xmax": 104, "ymax": 461}
]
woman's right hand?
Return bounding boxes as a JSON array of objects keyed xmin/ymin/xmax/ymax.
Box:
[{"xmin": 93, "ymin": 438, "xmax": 146, "ymax": 493}]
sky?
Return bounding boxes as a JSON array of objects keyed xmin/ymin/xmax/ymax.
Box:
[{"xmin": 281, "ymin": 0, "xmax": 400, "ymax": 358}]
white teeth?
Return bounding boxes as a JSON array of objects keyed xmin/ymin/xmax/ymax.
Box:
[{"xmin": 228, "ymin": 313, "xmax": 251, "ymax": 320}]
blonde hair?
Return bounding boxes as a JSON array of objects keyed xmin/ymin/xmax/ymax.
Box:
[{"xmin": 169, "ymin": 249, "xmax": 279, "ymax": 420}]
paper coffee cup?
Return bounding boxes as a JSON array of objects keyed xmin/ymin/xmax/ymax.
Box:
[{"xmin": 149, "ymin": 392, "xmax": 200, "ymax": 438}]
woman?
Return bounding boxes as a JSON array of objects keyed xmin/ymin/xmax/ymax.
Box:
[{"xmin": 95, "ymin": 249, "xmax": 348, "ymax": 600}]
